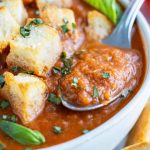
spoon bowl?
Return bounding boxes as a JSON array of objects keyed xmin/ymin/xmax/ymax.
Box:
[{"xmin": 61, "ymin": 0, "xmax": 145, "ymax": 111}]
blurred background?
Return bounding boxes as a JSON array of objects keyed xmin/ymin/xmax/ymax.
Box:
[{"xmin": 142, "ymin": 0, "xmax": 150, "ymax": 23}]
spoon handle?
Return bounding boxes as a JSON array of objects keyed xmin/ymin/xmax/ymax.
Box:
[
  {"xmin": 118, "ymin": 0, "xmax": 145, "ymax": 35},
  {"xmin": 103, "ymin": 0, "xmax": 145, "ymax": 48}
]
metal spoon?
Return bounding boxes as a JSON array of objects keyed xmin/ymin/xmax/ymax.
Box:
[{"xmin": 61, "ymin": 0, "xmax": 145, "ymax": 111}]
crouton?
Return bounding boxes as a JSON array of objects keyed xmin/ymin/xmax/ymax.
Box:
[
  {"xmin": 36, "ymin": 0, "xmax": 73, "ymax": 9},
  {"xmin": 0, "ymin": 0, "xmax": 28, "ymax": 25},
  {"xmin": 6, "ymin": 19, "xmax": 62, "ymax": 77},
  {"xmin": 40, "ymin": 5, "xmax": 75, "ymax": 33},
  {"xmin": 1, "ymin": 72, "xmax": 48, "ymax": 124},
  {"xmin": 39, "ymin": 5, "xmax": 84, "ymax": 56},
  {"xmin": 0, "ymin": 7, "xmax": 19, "ymax": 53},
  {"xmin": 123, "ymin": 100, "xmax": 150, "ymax": 150},
  {"xmin": 123, "ymin": 142, "xmax": 150, "ymax": 150},
  {"xmin": 86, "ymin": 10, "xmax": 113, "ymax": 40}
]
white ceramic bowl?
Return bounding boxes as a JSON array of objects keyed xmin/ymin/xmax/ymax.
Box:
[{"xmin": 41, "ymin": 13, "xmax": 150, "ymax": 150}]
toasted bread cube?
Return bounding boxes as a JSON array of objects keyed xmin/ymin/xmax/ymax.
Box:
[
  {"xmin": 36, "ymin": 0, "xmax": 72, "ymax": 9},
  {"xmin": 6, "ymin": 21, "xmax": 62, "ymax": 77},
  {"xmin": 86, "ymin": 10, "xmax": 113, "ymax": 40},
  {"xmin": 123, "ymin": 142, "xmax": 150, "ymax": 150},
  {"xmin": 1, "ymin": 72, "xmax": 48, "ymax": 124},
  {"xmin": 0, "ymin": 7, "xmax": 19, "ymax": 53},
  {"xmin": 0, "ymin": 0, "xmax": 28, "ymax": 25},
  {"xmin": 40, "ymin": 5, "xmax": 75, "ymax": 32}
]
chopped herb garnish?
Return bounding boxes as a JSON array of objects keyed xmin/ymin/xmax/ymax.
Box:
[
  {"xmin": 10, "ymin": 67, "xmax": 34, "ymax": 75},
  {"xmin": 61, "ymin": 58, "xmax": 73, "ymax": 76},
  {"xmin": 48, "ymin": 94, "xmax": 62, "ymax": 105},
  {"xmin": 61, "ymin": 18, "xmax": 69, "ymax": 33},
  {"xmin": 61, "ymin": 67, "xmax": 70, "ymax": 76},
  {"xmin": 101, "ymin": 72, "xmax": 110, "ymax": 79},
  {"xmin": 20, "ymin": 26, "xmax": 30, "ymax": 38},
  {"xmin": 0, "ymin": 115, "xmax": 17, "ymax": 123},
  {"xmin": 61, "ymin": 52, "xmax": 67, "ymax": 60},
  {"xmin": 52, "ymin": 126, "xmax": 62, "ymax": 134},
  {"xmin": 25, "ymin": 148, "xmax": 33, "ymax": 150},
  {"xmin": 71, "ymin": 77, "xmax": 78, "ymax": 88},
  {"xmin": 61, "ymin": 24, "xmax": 69, "ymax": 33},
  {"xmin": 93, "ymin": 86, "xmax": 99, "ymax": 98},
  {"xmin": 0, "ymin": 100, "xmax": 10, "ymax": 109},
  {"xmin": 53, "ymin": 67, "xmax": 61, "ymax": 74},
  {"xmin": 10, "ymin": 66, "xmax": 19, "ymax": 73},
  {"xmin": 0, "ymin": 144, "xmax": 5, "ymax": 150},
  {"xmin": 82, "ymin": 129, "xmax": 90, "ymax": 134},
  {"xmin": 0, "ymin": 75, "xmax": 5, "ymax": 88},
  {"xmin": 29, "ymin": 18, "xmax": 43, "ymax": 26},
  {"xmin": 20, "ymin": 18, "xmax": 44, "ymax": 38},
  {"xmin": 72, "ymin": 23, "xmax": 76, "ymax": 32},
  {"xmin": 23, "ymin": 70, "xmax": 34, "ymax": 75}
]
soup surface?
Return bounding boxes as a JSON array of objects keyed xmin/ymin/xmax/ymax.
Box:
[{"xmin": 0, "ymin": 0, "xmax": 145, "ymax": 150}]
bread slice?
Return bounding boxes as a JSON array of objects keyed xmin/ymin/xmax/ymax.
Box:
[
  {"xmin": 123, "ymin": 142, "xmax": 150, "ymax": 150},
  {"xmin": 1, "ymin": 72, "xmax": 48, "ymax": 124},
  {"xmin": 123, "ymin": 100, "xmax": 150, "ymax": 149},
  {"xmin": 0, "ymin": 7, "xmax": 19, "ymax": 53},
  {"xmin": 36, "ymin": 0, "xmax": 73, "ymax": 9},
  {"xmin": 0, "ymin": 0, "xmax": 28, "ymax": 25},
  {"xmin": 86, "ymin": 10, "xmax": 113, "ymax": 40},
  {"xmin": 7, "ymin": 19, "xmax": 62, "ymax": 77}
]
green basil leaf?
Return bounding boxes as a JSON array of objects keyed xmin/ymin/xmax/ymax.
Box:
[
  {"xmin": 85, "ymin": 0, "xmax": 122, "ymax": 24},
  {"xmin": 0, "ymin": 120, "xmax": 45, "ymax": 145},
  {"xmin": 0, "ymin": 143, "xmax": 5, "ymax": 150}
]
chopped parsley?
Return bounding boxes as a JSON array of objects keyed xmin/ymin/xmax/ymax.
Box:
[
  {"xmin": 48, "ymin": 93, "xmax": 62, "ymax": 105},
  {"xmin": 10, "ymin": 66, "xmax": 19, "ymax": 73},
  {"xmin": 61, "ymin": 18, "xmax": 69, "ymax": 33},
  {"xmin": 52, "ymin": 126, "xmax": 62, "ymax": 134},
  {"xmin": 20, "ymin": 18, "xmax": 44, "ymax": 38},
  {"xmin": 101, "ymin": 72, "xmax": 110, "ymax": 79},
  {"xmin": 61, "ymin": 58, "xmax": 73, "ymax": 76},
  {"xmin": 53, "ymin": 67, "xmax": 61, "ymax": 74},
  {"xmin": 93, "ymin": 86, "xmax": 99, "ymax": 98},
  {"xmin": 10, "ymin": 67, "xmax": 34, "ymax": 75},
  {"xmin": 71, "ymin": 77, "xmax": 78, "ymax": 88},
  {"xmin": 72, "ymin": 23, "xmax": 76, "ymax": 32},
  {"xmin": 23, "ymin": 70, "xmax": 34, "ymax": 75},
  {"xmin": 28, "ymin": 18, "xmax": 43, "ymax": 26},
  {"xmin": 20, "ymin": 27, "xmax": 30, "ymax": 38},
  {"xmin": 0, "ymin": 75, "xmax": 5, "ymax": 88},
  {"xmin": 61, "ymin": 52, "xmax": 67, "ymax": 59},
  {"xmin": 0, "ymin": 144, "xmax": 5, "ymax": 150},
  {"xmin": 0, "ymin": 115, "xmax": 17, "ymax": 123},
  {"xmin": 52, "ymin": 52, "xmax": 73, "ymax": 76},
  {"xmin": 82, "ymin": 129, "xmax": 90, "ymax": 134},
  {"xmin": 0, "ymin": 100, "xmax": 10, "ymax": 109}
]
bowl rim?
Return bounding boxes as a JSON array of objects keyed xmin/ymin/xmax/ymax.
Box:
[{"xmin": 41, "ymin": 13, "xmax": 150, "ymax": 150}]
